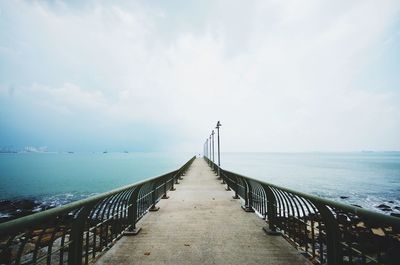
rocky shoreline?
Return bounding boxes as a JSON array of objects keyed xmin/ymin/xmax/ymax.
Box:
[
  {"xmin": 339, "ymin": 196, "xmax": 400, "ymax": 218},
  {"xmin": 0, "ymin": 199, "xmax": 55, "ymax": 223}
]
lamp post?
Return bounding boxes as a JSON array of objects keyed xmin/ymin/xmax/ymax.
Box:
[
  {"xmin": 206, "ymin": 138, "xmax": 208, "ymax": 159},
  {"xmin": 209, "ymin": 135, "xmax": 212, "ymax": 166},
  {"xmin": 216, "ymin": 121, "xmax": 222, "ymax": 179},
  {"xmin": 204, "ymin": 140, "xmax": 207, "ymax": 157},
  {"xmin": 211, "ymin": 130, "xmax": 215, "ymax": 172},
  {"xmin": 204, "ymin": 141, "xmax": 207, "ymax": 158}
]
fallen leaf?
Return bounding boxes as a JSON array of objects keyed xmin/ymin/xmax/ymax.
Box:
[
  {"xmin": 144, "ymin": 252, "xmax": 151, "ymax": 256},
  {"xmin": 184, "ymin": 244, "xmax": 190, "ymax": 247}
]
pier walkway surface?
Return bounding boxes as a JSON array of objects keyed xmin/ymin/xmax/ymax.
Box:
[{"xmin": 95, "ymin": 158, "xmax": 310, "ymax": 265}]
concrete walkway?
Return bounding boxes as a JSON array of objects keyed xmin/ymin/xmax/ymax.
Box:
[{"xmin": 95, "ymin": 158, "xmax": 310, "ymax": 265}]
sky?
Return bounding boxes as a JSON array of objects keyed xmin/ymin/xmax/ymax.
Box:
[{"xmin": 0, "ymin": 0, "xmax": 399, "ymax": 152}]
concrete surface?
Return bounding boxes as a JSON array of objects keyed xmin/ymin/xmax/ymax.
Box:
[{"xmin": 95, "ymin": 158, "xmax": 310, "ymax": 265}]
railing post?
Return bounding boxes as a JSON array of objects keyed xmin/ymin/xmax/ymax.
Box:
[
  {"xmin": 217, "ymin": 162, "xmax": 222, "ymax": 180},
  {"xmin": 241, "ymin": 178, "xmax": 254, "ymax": 212},
  {"xmin": 150, "ymin": 180, "xmax": 160, "ymax": 212},
  {"xmin": 217, "ymin": 163, "xmax": 222, "ymax": 180},
  {"xmin": 313, "ymin": 202, "xmax": 342, "ymax": 265},
  {"xmin": 232, "ymin": 173, "xmax": 239, "ymax": 199},
  {"xmin": 162, "ymin": 174, "xmax": 169, "ymax": 199},
  {"xmin": 170, "ymin": 172, "xmax": 176, "ymax": 191},
  {"xmin": 175, "ymin": 170, "xmax": 181, "ymax": 185},
  {"xmin": 68, "ymin": 206, "xmax": 92, "ymax": 265},
  {"xmin": 224, "ymin": 168, "xmax": 231, "ymax": 191},
  {"xmin": 221, "ymin": 167, "xmax": 226, "ymax": 184},
  {"xmin": 262, "ymin": 185, "xmax": 281, "ymax": 235},
  {"xmin": 126, "ymin": 185, "xmax": 142, "ymax": 235}
]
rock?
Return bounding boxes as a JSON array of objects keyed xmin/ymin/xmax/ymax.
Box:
[
  {"xmin": 388, "ymin": 200, "xmax": 394, "ymax": 204},
  {"xmin": 13, "ymin": 199, "xmax": 38, "ymax": 210},
  {"xmin": 0, "ymin": 199, "xmax": 42, "ymax": 223},
  {"xmin": 390, "ymin": 213, "xmax": 400, "ymax": 218},
  {"xmin": 0, "ymin": 199, "xmax": 40, "ymax": 212},
  {"xmin": 377, "ymin": 204, "xmax": 391, "ymax": 209},
  {"xmin": 382, "ymin": 245, "xmax": 400, "ymax": 263},
  {"xmin": 356, "ymin": 222, "xmax": 366, "ymax": 228},
  {"xmin": 337, "ymin": 214, "xmax": 348, "ymax": 223},
  {"xmin": 351, "ymin": 204, "xmax": 362, "ymax": 208},
  {"xmin": 371, "ymin": 228, "xmax": 385, "ymax": 236},
  {"xmin": 0, "ymin": 247, "xmax": 11, "ymax": 264},
  {"xmin": 340, "ymin": 196, "xmax": 349, "ymax": 199},
  {"xmin": 0, "ymin": 200, "xmax": 13, "ymax": 211},
  {"xmin": 394, "ymin": 206, "xmax": 400, "ymax": 211}
]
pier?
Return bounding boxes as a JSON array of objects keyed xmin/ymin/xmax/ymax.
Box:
[
  {"xmin": 1, "ymin": 156, "xmax": 399, "ymax": 265},
  {"xmin": 95, "ymin": 158, "xmax": 308, "ymax": 265}
]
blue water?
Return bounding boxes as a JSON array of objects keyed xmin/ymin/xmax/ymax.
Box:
[
  {"xmin": 0, "ymin": 152, "xmax": 399, "ymax": 213},
  {"xmin": 222, "ymin": 152, "xmax": 400, "ymax": 211},
  {"xmin": 0, "ymin": 152, "xmax": 191, "ymax": 206}
]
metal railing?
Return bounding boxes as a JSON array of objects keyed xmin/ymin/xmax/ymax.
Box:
[
  {"xmin": 0, "ymin": 156, "xmax": 195, "ymax": 265},
  {"xmin": 205, "ymin": 157, "xmax": 400, "ymax": 265}
]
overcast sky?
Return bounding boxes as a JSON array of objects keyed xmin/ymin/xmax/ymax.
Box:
[{"xmin": 0, "ymin": 0, "xmax": 399, "ymax": 152}]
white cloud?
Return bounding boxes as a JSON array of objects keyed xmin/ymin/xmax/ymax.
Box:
[{"xmin": 1, "ymin": 0, "xmax": 400, "ymax": 151}]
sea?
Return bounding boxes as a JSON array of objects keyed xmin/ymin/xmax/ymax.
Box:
[{"xmin": 0, "ymin": 152, "xmax": 399, "ymax": 216}]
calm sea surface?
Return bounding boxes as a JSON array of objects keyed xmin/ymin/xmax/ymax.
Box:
[
  {"xmin": 222, "ymin": 152, "xmax": 400, "ymax": 212},
  {"xmin": 0, "ymin": 152, "xmax": 191, "ymax": 206},
  {"xmin": 0, "ymin": 152, "xmax": 399, "ymax": 213}
]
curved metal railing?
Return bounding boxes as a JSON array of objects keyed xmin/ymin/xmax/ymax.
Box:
[
  {"xmin": 0, "ymin": 156, "xmax": 195, "ymax": 265},
  {"xmin": 204, "ymin": 157, "xmax": 400, "ymax": 265}
]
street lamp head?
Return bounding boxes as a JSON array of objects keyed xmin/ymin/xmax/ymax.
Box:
[
  {"xmin": 211, "ymin": 130, "xmax": 215, "ymax": 135},
  {"xmin": 216, "ymin": 121, "xmax": 221, "ymax": 128}
]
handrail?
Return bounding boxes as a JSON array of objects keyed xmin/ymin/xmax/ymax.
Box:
[
  {"xmin": 222, "ymin": 168, "xmax": 400, "ymax": 224},
  {"xmin": 0, "ymin": 156, "xmax": 196, "ymax": 265},
  {"xmin": 205, "ymin": 156, "xmax": 400, "ymax": 265}
]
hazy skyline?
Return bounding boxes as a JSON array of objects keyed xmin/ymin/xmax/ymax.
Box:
[{"xmin": 1, "ymin": 1, "xmax": 399, "ymax": 152}]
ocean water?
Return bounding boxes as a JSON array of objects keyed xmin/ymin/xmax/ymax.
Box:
[
  {"xmin": 221, "ymin": 152, "xmax": 400, "ymax": 212},
  {"xmin": 0, "ymin": 152, "xmax": 399, "ymax": 214},
  {"xmin": 0, "ymin": 152, "xmax": 191, "ymax": 206}
]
